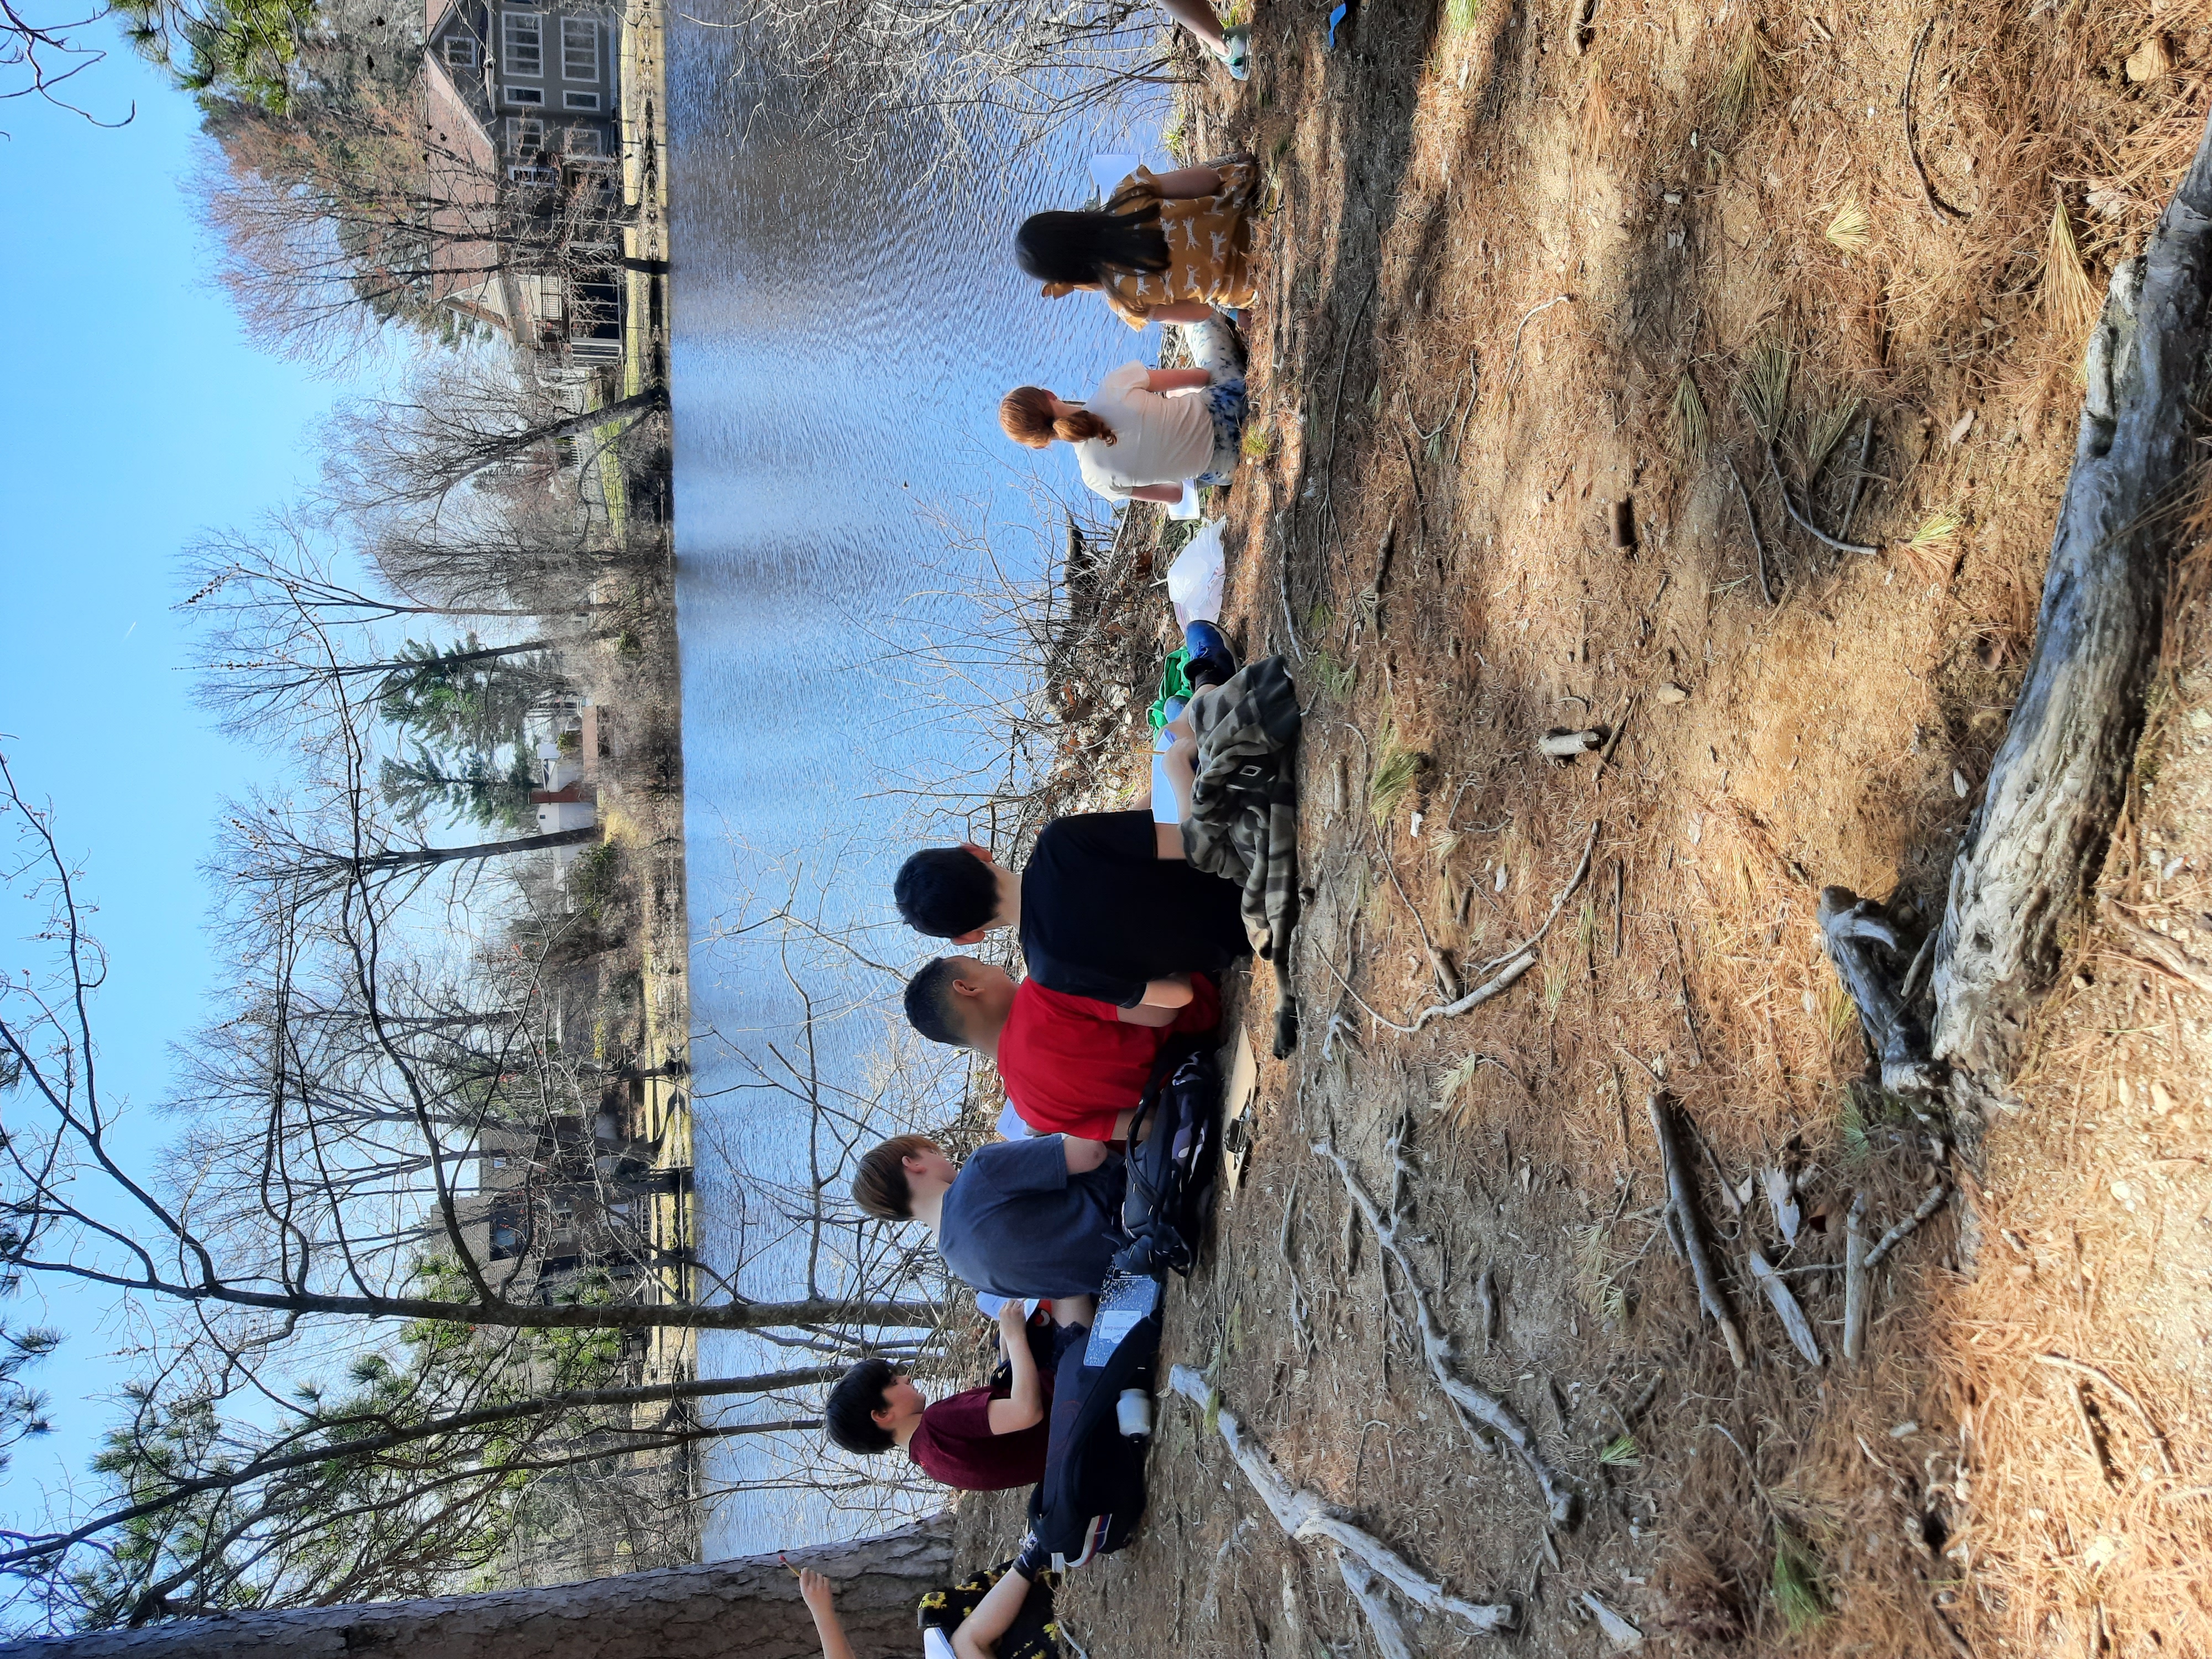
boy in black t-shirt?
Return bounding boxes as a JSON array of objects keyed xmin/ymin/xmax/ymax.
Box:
[{"xmin": 893, "ymin": 811, "xmax": 1250, "ymax": 1009}]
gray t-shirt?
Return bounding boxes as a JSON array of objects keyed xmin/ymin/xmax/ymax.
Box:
[{"xmin": 938, "ymin": 1136, "xmax": 1128, "ymax": 1299}]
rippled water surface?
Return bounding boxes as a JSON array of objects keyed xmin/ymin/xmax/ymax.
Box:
[{"xmin": 666, "ymin": 19, "xmax": 1165, "ymax": 1554}]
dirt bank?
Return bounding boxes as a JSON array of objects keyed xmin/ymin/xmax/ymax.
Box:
[{"xmin": 953, "ymin": 0, "xmax": 2212, "ymax": 1650}]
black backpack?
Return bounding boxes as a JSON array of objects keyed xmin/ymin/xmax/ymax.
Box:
[
  {"xmin": 1016, "ymin": 1272, "xmax": 1163, "ymax": 1575},
  {"xmin": 1110, "ymin": 1039, "xmax": 1223, "ymax": 1279}
]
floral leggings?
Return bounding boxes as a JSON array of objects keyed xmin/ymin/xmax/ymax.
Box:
[{"xmin": 1183, "ymin": 315, "xmax": 1249, "ymax": 487}]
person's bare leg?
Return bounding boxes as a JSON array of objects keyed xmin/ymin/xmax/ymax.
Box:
[
  {"xmin": 1157, "ymin": 0, "xmax": 1228, "ymax": 54},
  {"xmin": 1052, "ymin": 1293, "xmax": 1097, "ymax": 1328}
]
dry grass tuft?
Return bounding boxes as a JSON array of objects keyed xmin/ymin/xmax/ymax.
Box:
[
  {"xmin": 1737, "ymin": 343, "xmax": 1792, "ymax": 442},
  {"xmin": 2043, "ymin": 192, "xmax": 2101, "ymax": 341},
  {"xmin": 1671, "ymin": 372, "xmax": 1709, "ymax": 458},
  {"xmin": 1368, "ymin": 720, "xmax": 1421, "ymax": 829},
  {"xmin": 1805, "ymin": 396, "xmax": 1861, "ymax": 479},
  {"xmin": 1714, "ymin": 25, "xmax": 1767, "ymax": 129},
  {"xmin": 1902, "ymin": 508, "xmax": 1964, "ymax": 581},
  {"xmin": 1824, "ymin": 191, "xmax": 1872, "ymax": 257}
]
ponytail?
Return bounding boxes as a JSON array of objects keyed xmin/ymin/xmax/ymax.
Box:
[{"xmin": 999, "ymin": 386, "xmax": 1117, "ymax": 448}]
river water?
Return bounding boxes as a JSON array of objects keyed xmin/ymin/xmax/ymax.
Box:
[{"xmin": 665, "ymin": 21, "xmax": 1166, "ymax": 1556}]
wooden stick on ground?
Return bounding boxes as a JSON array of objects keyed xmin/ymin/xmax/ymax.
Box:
[
  {"xmin": 1317, "ymin": 1140, "xmax": 1579, "ymax": 1525},
  {"xmin": 1863, "ymin": 1183, "xmax": 1950, "ymax": 1269},
  {"xmin": 1329, "ymin": 821, "xmax": 1603, "ymax": 1036},
  {"xmin": 1166, "ymin": 1366, "xmax": 1518, "ymax": 1637},
  {"xmin": 1842, "ymin": 1191, "xmax": 1870, "ymax": 1363},
  {"xmin": 1746, "ymin": 1245, "xmax": 1823, "ymax": 1366},
  {"xmin": 2034, "ymin": 1353, "xmax": 2179, "ymax": 1474},
  {"xmin": 1644, "ymin": 1093, "xmax": 1746, "ymax": 1367}
]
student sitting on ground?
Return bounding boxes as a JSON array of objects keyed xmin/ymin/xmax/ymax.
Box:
[
  {"xmin": 999, "ymin": 313, "xmax": 1247, "ymax": 505},
  {"xmin": 1017, "ymin": 154, "xmax": 1261, "ymax": 330},
  {"xmin": 799, "ymin": 1559, "xmax": 1065, "ymax": 1659},
  {"xmin": 902, "ymin": 955, "xmax": 1218, "ymax": 1141},
  {"xmin": 851, "ymin": 1133, "xmax": 1125, "ymax": 1302},
  {"xmin": 822, "ymin": 1298, "xmax": 1068, "ymax": 1492},
  {"xmin": 893, "ymin": 618, "xmax": 1245, "ymax": 1014}
]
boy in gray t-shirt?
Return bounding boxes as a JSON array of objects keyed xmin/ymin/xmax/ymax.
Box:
[{"xmin": 850, "ymin": 1131, "xmax": 1128, "ymax": 1302}]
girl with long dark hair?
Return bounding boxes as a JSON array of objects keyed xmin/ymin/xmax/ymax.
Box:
[{"xmin": 1016, "ymin": 154, "xmax": 1262, "ymax": 330}]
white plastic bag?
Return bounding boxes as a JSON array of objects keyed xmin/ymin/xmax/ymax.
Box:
[{"xmin": 1166, "ymin": 519, "xmax": 1226, "ymax": 625}]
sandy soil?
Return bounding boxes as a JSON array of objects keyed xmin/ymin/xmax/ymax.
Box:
[{"xmin": 953, "ymin": 0, "xmax": 2212, "ymax": 1650}]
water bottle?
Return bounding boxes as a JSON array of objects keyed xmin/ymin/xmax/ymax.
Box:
[{"xmin": 1117, "ymin": 1388, "xmax": 1153, "ymax": 1438}]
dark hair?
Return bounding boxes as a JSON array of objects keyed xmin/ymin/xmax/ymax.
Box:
[
  {"xmin": 894, "ymin": 847, "xmax": 999, "ymax": 938},
  {"xmin": 1015, "ymin": 201, "xmax": 1171, "ymax": 289},
  {"xmin": 904, "ymin": 958, "xmax": 967, "ymax": 1048},
  {"xmin": 825, "ymin": 1358, "xmax": 900, "ymax": 1454},
  {"xmin": 852, "ymin": 1133, "xmax": 938, "ymax": 1219}
]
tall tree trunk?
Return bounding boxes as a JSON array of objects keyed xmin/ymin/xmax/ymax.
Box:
[
  {"xmin": 522, "ymin": 387, "xmax": 670, "ymax": 453},
  {"xmin": 1932, "ymin": 105, "xmax": 2212, "ymax": 1071},
  {"xmin": 356, "ymin": 826, "xmax": 601, "ymax": 872},
  {"xmin": 0, "ymin": 1518, "xmax": 954, "ymax": 1659}
]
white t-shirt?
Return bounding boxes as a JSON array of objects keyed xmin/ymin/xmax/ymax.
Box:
[{"xmin": 1074, "ymin": 362, "xmax": 1217, "ymax": 500}]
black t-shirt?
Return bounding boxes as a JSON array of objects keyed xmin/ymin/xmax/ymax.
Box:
[{"xmin": 1020, "ymin": 810, "xmax": 1251, "ymax": 1008}]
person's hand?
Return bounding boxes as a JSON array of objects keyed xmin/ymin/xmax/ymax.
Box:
[
  {"xmin": 998, "ymin": 1297, "xmax": 1031, "ymax": 1338},
  {"xmin": 797, "ymin": 1567, "xmax": 836, "ymax": 1620}
]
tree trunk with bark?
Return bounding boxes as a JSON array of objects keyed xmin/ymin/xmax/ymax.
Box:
[
  {"xmin": 1931, "ymin": 104, "xmax": 2212, "ymax": 1071},
  {"xmin": 0, "ymin": 1517, "xmax": 953, "ymax": 1659}
]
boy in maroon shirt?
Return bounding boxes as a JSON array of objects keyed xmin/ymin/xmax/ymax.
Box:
[
  {"xmin": 902, "ymin": 954, "xmax": 1218, "ymax": 1140},
  {"xmin": 823, "ymin": 1298, "xmax": 1075, "ymax": 1491}
]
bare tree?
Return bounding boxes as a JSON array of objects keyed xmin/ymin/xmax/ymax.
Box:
[
  {"xmin": 0, "ymin": 750, "xmax": 942, "ymax": 1341},
  {"xmin": 196, "ymin": 88, "xmax": 648, "ymax": 364},
  {"xmin": 320, "ymin": 357, "xmax": 666, "ymax": 517},
  {"xmin": 726, "ymin": 0, "xmax": 1185, "ymax": 175}
]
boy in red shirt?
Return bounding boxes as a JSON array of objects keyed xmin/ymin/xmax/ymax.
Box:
[
  {"xmin": 822, "ymin": 1299, "xmax": 1065, "ymax": 1491},
  {"xmin": 902, "ymin": 954, "xmax": 1218, "ymax": 1140}
]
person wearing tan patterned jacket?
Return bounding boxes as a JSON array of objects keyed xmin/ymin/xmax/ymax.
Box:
[{"xmin": 1016, "ymin": 154, "xmax": 1261, "ymax": 329}]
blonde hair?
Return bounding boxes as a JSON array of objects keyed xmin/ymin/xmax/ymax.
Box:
[{"xmin": 1000, "ymin": 385, "xmax": 1115, "ymax": 448}]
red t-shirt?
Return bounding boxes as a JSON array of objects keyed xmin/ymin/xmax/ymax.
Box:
[
  {"xmin": 998, "ymin": 973, "xmax": 1219, "ymax": 1142},
  {"xmin": 907, "ymin": 1384, "xmax": 1050, "ymax": 1491}
]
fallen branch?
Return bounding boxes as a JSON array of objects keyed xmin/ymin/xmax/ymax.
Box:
[
  {"xmin": 1582, "ymin": 1590, "xmax": 1646, "ymax": 1650},
  {"xmin": 1326, "ymin": 821, "xmax": 1598, "ymax": 1035},
  {"xmin": 1819, "ymin": 885, "xmax": 1943, "ymax": 1094},
  {"xmin": 1167, "ymin": 1366, "xmax": 1518, "ymax": 1635},
  {"xmin": 1933, "ymin": 105, "xmax": 2212, "ymax": 1066},
  {"xmin": 1839, "ymin": 414, "xmax": 1877, "ymax": 542},
  {"xmin": 1764, "ymin": 439, "xmax": 1884, "ymax": 557},
  {"xmin": 1863, "ymin": 1183, "xmax": 1950, "ymax": 1270},
  {"xmin": 2033, "ymin": 1353, "xmax": 2178, "ymax": 1475},
  {"xmin": 1316, "ymin": 1140, "xmax": 1579, "ymax": 1525},
  {"xmin": 1644, "ymin": 1093, "xmax": 1746, "ymax": 1367},
  {"xmin": 2100, "ymin": 896, "xmax": 2212, "ymax": 993},
  {"xmin": 1747, "ymin": 1245, "xmax": 1824, "ymax": 1366},
  {"xmin": 1842, "ymin": 1192, "xmax": 1870, "ymax": 1363},
  {"xmin": 1902, "ymin": 17, "xmax": 1970, "ymax": 225}
]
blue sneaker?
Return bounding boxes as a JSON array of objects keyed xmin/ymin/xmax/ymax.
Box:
[{"xmin": 1184, "ymin": 620, "xmax": 1237, "ymax": 688}]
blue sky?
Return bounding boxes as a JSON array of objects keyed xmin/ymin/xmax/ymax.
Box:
[{"xmin": 1, "ymin": 49, "xmax": 378, "ymax": 1517}]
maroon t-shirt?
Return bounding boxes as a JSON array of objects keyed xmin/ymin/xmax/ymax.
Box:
[{"xmin": 907, "ymin": 1384, "xmax": 1050, "ymax": 1491}]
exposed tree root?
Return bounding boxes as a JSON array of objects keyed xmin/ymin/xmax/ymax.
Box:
[
  {"xmin": 1314, "ymin": 1140, "xmax": 1580, "ymax": 1526},
  {"xmin": 1166, "ymin": 1365, "xmax": 1519, "ymax": 1637}
]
